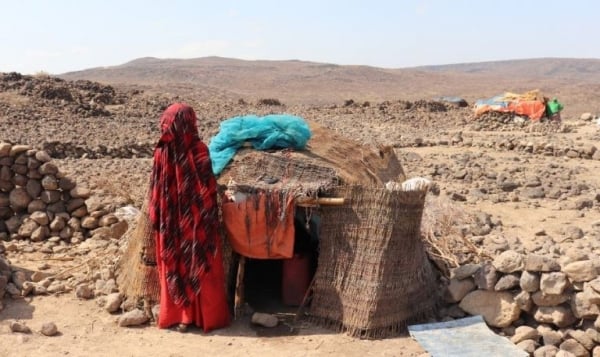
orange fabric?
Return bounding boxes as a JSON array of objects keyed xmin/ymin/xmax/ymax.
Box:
[
  {"xmin": 507, "ymin": 100, "xmax": 546, "ymax": 120},
  {"xmin": 475, "ymin": 100, "xmax": 546, "ymax": 120},
  {"xmin": 222, "ymin": 193, "xmax": 295, "ymax": 259}
]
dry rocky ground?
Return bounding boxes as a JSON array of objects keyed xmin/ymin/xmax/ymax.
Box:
[{"xmin": 1, "ymin": 72, "xmax": 600, "ymax": 356}]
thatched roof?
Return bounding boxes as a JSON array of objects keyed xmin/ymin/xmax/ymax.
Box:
[{"xmin": 216, "ymin": 121, "xmax": 405, "ymax": 193}]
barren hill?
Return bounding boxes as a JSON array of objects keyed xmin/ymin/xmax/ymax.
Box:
[{"xmin": 60, "ymin": 56, "xmax": 600, "ymax": 116}]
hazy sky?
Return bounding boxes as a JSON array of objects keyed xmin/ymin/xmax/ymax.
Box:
[{"xmin": 2, "ymin": 0, "xmax": 598, "ymax": 74}]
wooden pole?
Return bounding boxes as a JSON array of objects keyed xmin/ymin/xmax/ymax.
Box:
[
  {"xmin": 295, "ymin": 197, "xmax": 346, "ymax": 207},
  {"xmin": 234, "ymin": 256, "xmax": 246, "ymax": 320}
]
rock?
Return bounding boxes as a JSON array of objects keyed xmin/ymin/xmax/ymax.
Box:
[
  {"xmin": 29, "ymin": 211, "xmax": 49, "ymax": 226},
  {"xmin": 493, "ymin": 250, "xmax": 525, "ymax": 273},
  {"xmin": 81, "ymin": 216, "xmax": 98, "ymax": 230},
  {"xmin": 35, "ymin": 150, "xmax": 51, "ymax": 162},
  {"xmin": 41, "ymin": 175, "xmax": 59, "ymax": 190},
  {"xmin": 458, "ymin": 290, "xmax": 520, "ymax": 328},
  {"xmin": 542, "ymin": 328, "xmax": 564, "ymax": 347},
  {"xmin": 118, "ymin": 309, "xmax": 149, "ymax": 327},
  {"xmin": 540, "ymin": 272, "xmax": 569, "ymax": 295},
  {"xmin": 75, "ymin": 284, "xmax": 94, "ymax": 299},
  {"xmin": 580, "ymin": 113, "xmax": 594, "ymax": 121},
  {"xmin": 563, "ymin": 260, "xmax": 596, "ymax": 282},
  {"xmin": 567, "ymin": 330, "xmax": 595, "ymax": 352},
  {"xmin": 494, "ymin": 273, "xmax": 520, "ymax": 291},
  {"xmin": 555, "ymin": 351, "xmax": 577, "ymax": 357},
  {"xmin": 30, "ymin": 226, "xmax": 49, "ymax": 242},
  {"xmin": 585, "ymin": 327, "xmax": 600, "ymax": 344},
  {"xmin": 96, "ymin": 278, "xmax": 118, "ymax": 295},
  {"xmin": 446, "ymin": 278, "xmax": 476, "ymax": 303},
  {"xmin": 30, "ymin": 271, "xmax": 48, "ymax": 283},
  {"xmin": 9, "ymin": 187, "xmax": 32, "ymax": 211},
  {"xmin": 533, "ymin": 306, "xmax": 577, "ymax": 328},
  {"xmin": 0, "ymin": 142, "xmax": 11, "ymax": 156},
  {"xmin": 18, "ymin": 219, "xmax": 39, "ymax": 238},
  {"xmin": 474, "ymin": 262, "xmax": 498, "ymax": 290},
  {"xmin": 582, "ymin": 283, "xmax": 600, "ymax": 305},
  {"xmin": 499, "ymin": 181, "xmax": 520, "ymax": 192},
  {"xmin": 99, "ymin": 214, "xmax": 119, "ymax": 227},
  {"xmin": 10, "ymin": 145, "xmax": 32, "ymax": 156},
  {"xmin": 514, "ymin": 290, "xmax": 534, "ymax": 313},
  {"xmin": 559, "ymin": 339, "xmax": 589, "ymax": 357},
  {"xmin": 511, "ymin": 325, "xmax": 540, "ymax": 344},
  {"xmin": 251, "ymin": 312, "xmax": 279, "ymax": 328},
  {"xmin": 574, "ymin": 198, "xmax": 594, "ymax": 210},
  {"xmin": 40, "ymin": 190, "xmax": 61, "ymax": 204},
  {"xmin": 49, "ymin": 216, "xmax": 66, "ymax": 231},
  {"xmin": 9, "ymin": 321, "xmax": 31, "ymax": 333},
  {"xmin": 46, "ymin": 281, "xmax": 66, "ymax": 294},
  {"xmin": 524, "ymin": 187, "xmax": 546, "ymax": 199},
  {"xmin": 564, "ymin": 226, "xmax": 584, "ymax": 240},
  {"xmin": 517, "ymin": 339, "xmax": 538, "ymax": 354},
  {"xmin": 91, "ymin": 226, "xmax": 112, "ymax": 240},
  {"xmin": 570, "ymin": 291, "xmax": 600, "ymax": 319},
  {"xmin": 66, "ymin": 198, "xmax": 85, "ymax": 212},
  {"xmin": 25, "ymin": 179, "xmax": 42, "ymax": 199},
  {"xmin": 70, "ymin": 204, "xmax": 88, "ymax": 218},
  {"xmin": 105, "ymin": 293, "xmax": 123, "ymax": 313},
  {"xmin": 110, "ymin": 220, "xmax": 128, "ymax": 239},
  {"xmin": 534, "ymin": 345, "xmax": 559, "ymax": 357},
  {"xmin": 594, "ymin": 346, "xmax": 600, "ymax": 357},
  {"xmin": 40, "ymin": 322, "xmax": 58, "ymax": 336},
  {"xmin": 521, "ymin": 271, "xmax": 541, "ymax": 292},
  {"xmin": 531, "ymin": 291, "xmax": 569, "ymax": 307},
  {"xmin": 58, "ymin": 177, "xmax": 76, "ymax": 190},
  {"xmin": 11, "ymin": 270, "xmax": 28, "ymax": 290},
  {"xmin": 565, "ymin": 248, "xmax": 589, "ymax": 262},
  {"xmin": 39, "ymin": 162, "xmax": 58, "ymax": 175},
  {"xmin": 70, "ymin": 186, "xmax": 91, "ymax": 199}
]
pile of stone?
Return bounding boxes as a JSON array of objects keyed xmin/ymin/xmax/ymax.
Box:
[
  {"xmin": 443, "ymin": 250, "xmax": 600, "ymax": 356},
  {"xmin": 394, "ymin": 131, "xmax": 600, "ymax": 162},
  {"xmin": 41, "ymin": 141, "xmax": 154, "ymax": 159},
  {"xmin": 0, "ymin": 142, "xmax": 128, "ymax": 243},
  {"xmin": 0, "ymin": 141, "xmax": 130, "ymax": 312}
]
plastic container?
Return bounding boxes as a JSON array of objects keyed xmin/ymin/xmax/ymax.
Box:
[{"xmin": 281, "ymin": 254, "xmax": 311, "ymax": 306}]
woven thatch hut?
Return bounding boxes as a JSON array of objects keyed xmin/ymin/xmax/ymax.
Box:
[{"xmin": 119, "ymin": 121, "xmax": 438, "ymax": 338}]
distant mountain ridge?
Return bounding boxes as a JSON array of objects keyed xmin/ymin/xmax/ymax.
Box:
[
  {"xmin": 59, "ymin": 57, "xmax": 600, "ymax": 114},
  {"xmin": 414, "ymin": 57, "xmax": 600, "ymax": 82}
]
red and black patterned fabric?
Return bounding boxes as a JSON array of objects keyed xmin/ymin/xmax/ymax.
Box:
[{"xmin": 149, "ymin": 103, "xmax": 219, "ymax": 307}]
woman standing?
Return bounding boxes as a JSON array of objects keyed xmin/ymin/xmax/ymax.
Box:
[{"xmin": 149, "ymin": 103, "xmax": 230, "ymax": 332}]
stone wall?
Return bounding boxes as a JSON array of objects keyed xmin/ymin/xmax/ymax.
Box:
[
  {"xmin": 0, "ymin": 142, "xmax": 128, "ymax": 313},
  {"xmin": 444, "ymin": 251, "xmax": 600, "ymax": 356}
]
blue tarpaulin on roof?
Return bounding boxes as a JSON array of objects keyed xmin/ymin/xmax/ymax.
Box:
[{"xmin": 208, "ymin": 114, "xmax": 312, "ymax": 175}]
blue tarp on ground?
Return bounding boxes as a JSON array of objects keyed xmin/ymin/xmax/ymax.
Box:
[
  {"xmin": 208, "ymin": 114, "xmax": 312, "ymax": 175},
  {"xmin": 474, "ymin": 94, "xmax": 510, "ymax": 109},
  {"xmin": 408, "ymin": 315, "xmax": 528, "ymax": 357},
  {"xmin": 435, "ymin": 96, "xmax": 468, "ymax": 107}
]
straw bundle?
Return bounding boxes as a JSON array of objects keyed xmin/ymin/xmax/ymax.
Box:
[
  {"xmin": 117, "ymin": 198, "xmax": 161, "ymax": 307},
  {"xmin": 309, "ymin": 185, "xmax": 438, "ymax": 338}
]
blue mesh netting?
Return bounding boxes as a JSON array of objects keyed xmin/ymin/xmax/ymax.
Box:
[{"xmin": 208, "ymin": 114, "xmax": 312, "ymax": 175}]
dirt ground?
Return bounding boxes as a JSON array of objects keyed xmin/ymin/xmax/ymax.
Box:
[{"xmin": 0, "ymin": 296, "xmax": 426, "ymax": 357}]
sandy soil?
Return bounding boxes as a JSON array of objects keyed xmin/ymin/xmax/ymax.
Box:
[{"xmin": 0, "ymin": 296, "xmax": 426, "ymax": 357}]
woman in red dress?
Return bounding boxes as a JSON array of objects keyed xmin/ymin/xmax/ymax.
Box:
[{"xmin": 149, "ymin": 103, "xmax": 230, "ymax": 332}]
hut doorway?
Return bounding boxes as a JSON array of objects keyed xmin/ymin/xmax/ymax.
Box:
[{"xmin": 241, "ymin": 209, "xmax": 320, "ymax": 313}]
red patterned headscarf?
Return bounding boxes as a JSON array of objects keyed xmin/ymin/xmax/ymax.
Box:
[{"xmin": 149, "ymin": 103, "xmax": 219, "ymax": 306}]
